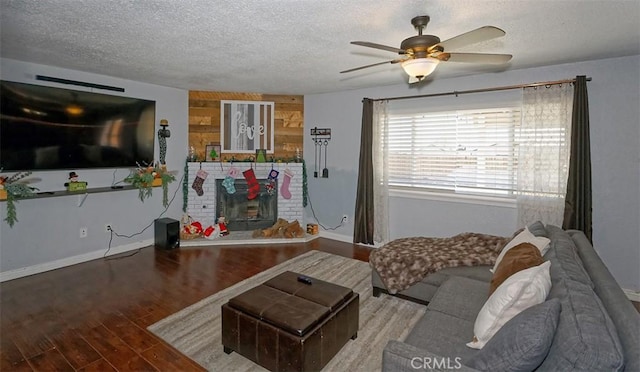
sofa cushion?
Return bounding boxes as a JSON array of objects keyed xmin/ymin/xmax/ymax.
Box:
[
  {"xmin": 527, "ymin": 220, "xmax": 548, "ymax": 237},
  {"xmin": 491, "ymin": 227, "xmax": 550, "ymax": 273},
  {"xmin": 372, "ymin": 265, "xmax": 493, "ymax": 304},
  {"xmin": 468, "ymin": 261, "xmax": 551, "ymax": 349},
  {"xmin": 466, "ymin": 298, "xmax": 561, "ymax": 372},
  {"xmin": 426, "ymin": 276, "xmax": 490, "ymax": 322},
  {"xmin": 541, "ymin": 267, "xmax": 624, "ymax": 370},
  {"xmin": 404, "ymin": 310, "xmax": 479, "ymax": 362},
  {"xmin": 383, "ymin": 340, "xmax": 479, "ymax": 372},
  {"xmin": 544, "ymin": 225, "xmax": 592, "ymax": 286},
  {"xmin": 489, "ymin": 242, "xmax": 544, "ymax": 295},
  {"xmin": 423, "ymin": 265, "xmax": 493, "ymax": 286},
  {"xmin": 568, "ymin": 230, "xmax": 640, "ymax": 372}
]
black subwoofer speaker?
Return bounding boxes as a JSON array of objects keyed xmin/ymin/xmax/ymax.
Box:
[{"xmin": 154, "ymin": 218, "xmax": 180, "ymax": 250}]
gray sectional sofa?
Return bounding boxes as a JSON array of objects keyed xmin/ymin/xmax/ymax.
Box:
[{"xmin": 373, "ymin": 223, "xmax": 640, "ymax": 371}]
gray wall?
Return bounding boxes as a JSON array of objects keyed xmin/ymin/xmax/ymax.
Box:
[
  {"xmin": 0, "ymin": 59, "xmax": 188, "ymax": 277},
  {"xmin": 304, "ymin": 55, "xmax": 640, "ymax": 292}
]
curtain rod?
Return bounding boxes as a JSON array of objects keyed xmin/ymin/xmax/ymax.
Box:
[{"xmin": 368, "ymin": 76, "xmax": 592, "ymax": 102}]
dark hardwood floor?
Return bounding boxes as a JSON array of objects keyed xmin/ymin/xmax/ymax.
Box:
[
  {"xmin": 2, "ymin": 238, "xmax": 638, "ymax": 371},
  {"xmin": 0, "ymin": 238, "xmax": 372, "ymax": 371}
]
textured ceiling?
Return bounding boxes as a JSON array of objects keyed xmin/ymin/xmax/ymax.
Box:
[{"xmin": 1, "ymin": 0, "xmax": 639, "ymax": 95}]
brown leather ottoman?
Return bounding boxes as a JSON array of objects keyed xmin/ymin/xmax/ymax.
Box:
[{"xmin": 221, "ymin": 271, "xmax": 359, "ymax": 371}]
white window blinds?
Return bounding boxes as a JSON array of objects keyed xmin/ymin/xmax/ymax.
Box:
[{"xmin": 387, "ymin": 107, "xmax": 522, "ymax": 197}]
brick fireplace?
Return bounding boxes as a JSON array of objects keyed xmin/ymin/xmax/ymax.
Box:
[{"xmin": 186, "ymin": 162, "xmax": 304, "ymax": 231}]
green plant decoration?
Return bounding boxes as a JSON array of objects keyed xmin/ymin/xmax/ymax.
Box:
[
  {"xmin": 124, "ymin": 163, "xmax": 175, "ymax": 207},
  {"xmin": 1, "ymin": 171, "xmax": 38, "ymax": 227},
  {"xmin": 160, "ymin": 171, "xmax": 175, "ymax": 207}
]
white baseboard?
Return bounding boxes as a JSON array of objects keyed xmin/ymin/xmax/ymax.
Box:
[
  {"xmin": 318, "ymin": 231, "xmax": 387, "ymax": 248},
  {"xmin": 623, "ymin": 288, "xmax": 640, "ymax": 302},
  {"xmin": 319, "ymin": 231, "xmax": 353, "ymax": 244},
  {"xmin": 359, "ymin": 241, "xmax": 384, "ymax": 248},
  {"xmin": 0, "ymin": 239, "xmax": 153, "ymax": 282}
]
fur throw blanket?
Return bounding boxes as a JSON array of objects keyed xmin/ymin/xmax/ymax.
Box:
[{"xmin": 369, "ymin": 233, "xmax": 510, "ymax": 294}]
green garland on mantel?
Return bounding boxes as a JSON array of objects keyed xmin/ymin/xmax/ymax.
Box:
[
  {"xmin": 182, "ymin": 158, "xmax": 189, "ymax": 213},
  {"xmin": 302, "ymin": 159, "xmax": 308, "ymax": 208},
  {"xmin": 188, "ymin": 156, "xmax": 304, "ymax": 164}
]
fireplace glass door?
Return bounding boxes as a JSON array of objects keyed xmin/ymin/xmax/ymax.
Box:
[{"xmin": 215, "ymin": 179, "xmax": 278, "ymax": 231}]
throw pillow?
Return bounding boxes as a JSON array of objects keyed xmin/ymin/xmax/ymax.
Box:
[
  {"xmin": 489, "ymin": 242, "xmax": 544, "ymax": 295},
  {"xmin": 466, "ymin": 299, "xmax": 561, "ymax": 372},
  {"xmin": 526, "ymin": 220, "xmax": 547, "ymax": 237},
  {"xmin": 491, "ymin": 227, "xmax": 550, "ymax": 273},
  {"xmin": 467, "ymin": 261, "xmax": 552, "ymax": 349}
]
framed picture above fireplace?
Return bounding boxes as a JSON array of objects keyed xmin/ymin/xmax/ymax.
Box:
[
  {"xmin": 220, "ymin": 100, "xmax": 275, "ymax": 154},
  {"xmin": 205, "ymin": 144, "xmax": 221, "ymax": 161}
]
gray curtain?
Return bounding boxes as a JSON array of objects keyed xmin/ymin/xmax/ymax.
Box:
[
  {"xmin": 353, "ymin": 98, "xmax": 374, "ymax": 244},
  {"xmin": 563, "ymin": 75, "xmax": 592, "ymax": 240}
]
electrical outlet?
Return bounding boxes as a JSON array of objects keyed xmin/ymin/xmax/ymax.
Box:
[
  {"xmin": 105, "ymin": 223, "xmax": 113, "ymax": 233},
  {"xmin": 342, "ymin": 214, "xmax": 348, "ymax": 224},
  {"xmin": 79, "ymin": 227, "xmax": 88, "ymax": 238}
]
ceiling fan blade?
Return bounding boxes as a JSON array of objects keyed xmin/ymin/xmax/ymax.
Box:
[
  {"xmin": 440, "ymin": 52, "xmax": 512, "ymax": 64},
  {"xmin": 351, "ymin": 41, "xmax": 406, "ymax": 54},
  {"xmin": 433, "ymin": 26, "xmax": 506, "ymax": 51},
  {"xmin": 340, "ymin": 59, "xmax": 405, "ymax": 73}
]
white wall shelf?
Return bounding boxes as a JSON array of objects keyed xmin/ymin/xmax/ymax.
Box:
[{"xmin": 1, "ymin": 185, "xmax": 136, "ymax": 202}]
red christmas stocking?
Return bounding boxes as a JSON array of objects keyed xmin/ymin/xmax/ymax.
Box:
[{"xmin": 243, "ymin": 168, "xmax": 260, "ymax": 200}]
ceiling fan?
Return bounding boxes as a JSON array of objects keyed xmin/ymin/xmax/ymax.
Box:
[{"xmin": 341, "ymin": 15, "xmax": 512, "ymax": 83}]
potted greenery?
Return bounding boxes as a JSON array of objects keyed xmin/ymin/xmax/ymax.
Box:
[
  {"xmin": 0, "ymin": 171, "xmax": 38, "ymax": 227},
  {"xmin": 124, "ymin": 163, "xmax": 176, "ymax": 207}
]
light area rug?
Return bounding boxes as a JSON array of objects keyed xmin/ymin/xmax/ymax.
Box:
[{"xmin": 148, "ymin": 250, "xmax": 426, "ymax": 371}]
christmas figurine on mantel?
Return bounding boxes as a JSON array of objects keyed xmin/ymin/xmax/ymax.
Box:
[
  {"xmin": 64, "ymin": 171, "xmax": 87, "ymax": 191},
  {"xmin": 67, "ymin": 172, "xmax": 79, "ymax": 183}
]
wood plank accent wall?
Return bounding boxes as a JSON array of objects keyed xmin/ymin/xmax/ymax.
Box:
[{"xmin": 188, "ymin": 91, "xmax": 304, "ymax": 161}]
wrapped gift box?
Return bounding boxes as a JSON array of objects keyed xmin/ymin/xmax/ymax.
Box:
[{"xmin": 67, "ymin": 182, "xmax": 88, "ymax": 191}]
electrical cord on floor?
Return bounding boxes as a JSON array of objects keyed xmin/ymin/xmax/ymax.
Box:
[
  {"xmin": 103, "ymin": 173, "xmax": 184, "ymax": 260},
  {"xmin": 307, "ymin": 192, "xmax": 346, "ymax": 231}
]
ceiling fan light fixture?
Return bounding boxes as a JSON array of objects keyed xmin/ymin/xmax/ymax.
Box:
[{"xmin": 401, "ymin": 57, "xmax": 439, "ymax": 80}]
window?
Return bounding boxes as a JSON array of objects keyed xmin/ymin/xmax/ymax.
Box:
[{"xmin": 387, "ymin": 107, "xmax": 522, "ymax": 197}]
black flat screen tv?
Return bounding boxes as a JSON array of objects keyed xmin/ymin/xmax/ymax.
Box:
[{"xmin": 0, "ymin": 80, "xmax": 156, "ymax": 171}]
